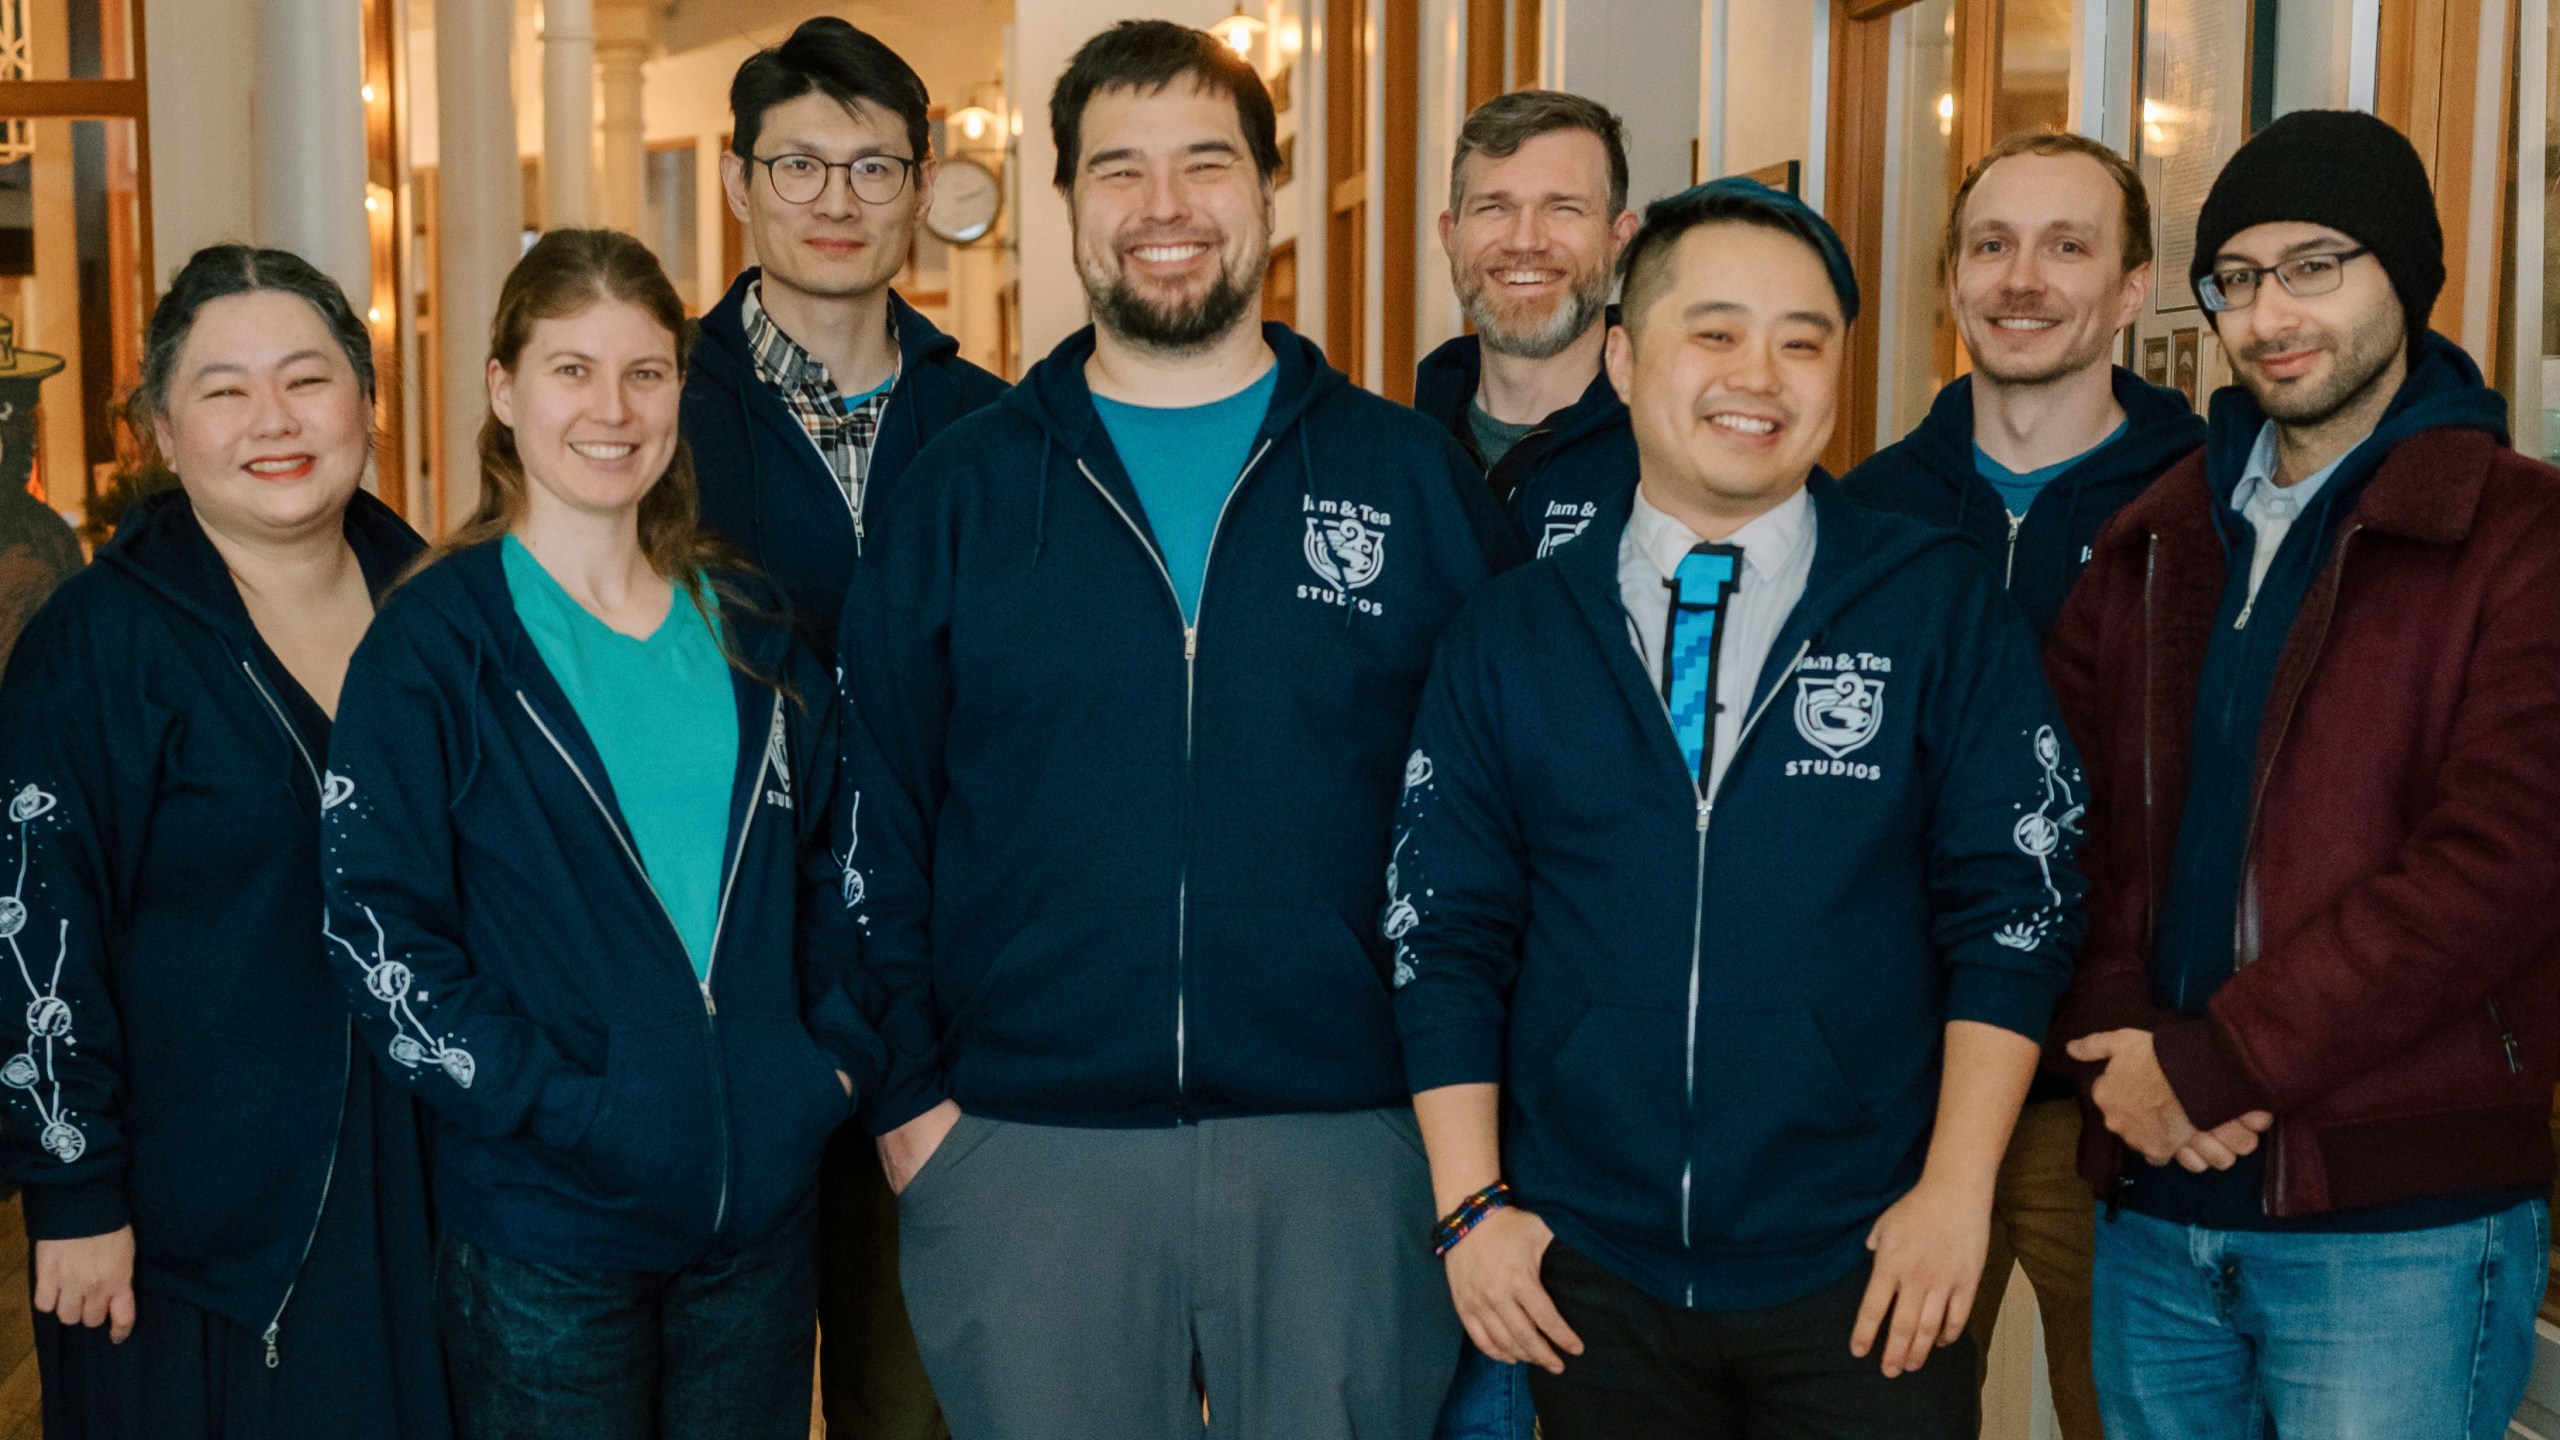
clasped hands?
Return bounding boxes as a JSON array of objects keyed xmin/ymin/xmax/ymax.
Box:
[{"xmin": 2065, "ymin": 1028, "xmax": 2273, "ymax": 1171}]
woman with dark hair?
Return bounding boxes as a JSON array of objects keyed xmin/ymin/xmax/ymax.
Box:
[
  {"xmin": 0, "ymin": 244, "xmax": 449, "ymax": 1437},
  {"xmin": 321, "ymin": 228, "xmax": 875, "ymax": 1439}
]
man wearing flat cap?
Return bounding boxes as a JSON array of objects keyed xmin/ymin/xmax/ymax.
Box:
[{"xmin": 2050, "ymin": 109, "xmax": 2560, "ymax": 1438}]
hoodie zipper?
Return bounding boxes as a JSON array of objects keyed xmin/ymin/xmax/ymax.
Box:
[
  {"xmin": 2003, "ymin": 511, "xmax": 2025, "ymax": 587},
  {"xmin": 1650, "ymin": 638, "xmax": 1809, "ymax": 1305},
  {"xmin": 239, "ymin": 661, "xmax": 352, "ymax": 1369},
  {"xmin": 1076, "ymin": 438, "xmax": 1276, "ymax": 1111},
  {"xmin": 517, "ymin": 689, "xmax": 769, "ymax": 1237}
]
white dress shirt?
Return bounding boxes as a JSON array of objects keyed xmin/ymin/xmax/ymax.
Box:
[
  {"xmin": 1619, "ymin": 484, "xmax": 1817, "ymax": 799},
  {"xmin": 2230, "ymin": 420, "xmax": 2350, "ymax": 606}
]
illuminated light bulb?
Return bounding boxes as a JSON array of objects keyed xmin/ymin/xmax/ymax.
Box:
[{"xmin": 361, "ymin": 84, "xmax": 376, "ymax": 104}]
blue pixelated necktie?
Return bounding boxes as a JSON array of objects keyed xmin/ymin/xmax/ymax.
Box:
[{"xmin": 1663, "ymin": 544, "xmax": 1744, "ymax": 787}]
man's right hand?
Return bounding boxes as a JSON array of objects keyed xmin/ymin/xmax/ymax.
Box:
[
  {"xmin": 878, "ymin": 1099, "xmax": 963, "ymax": 1195},
  {"xmin": 1444, "ymin": 1205, "xmax": 1584, "ymax": 1374},
  {"xmin": 34, "ymin": 1227, "xmax": 137, "ymax": 1343}
]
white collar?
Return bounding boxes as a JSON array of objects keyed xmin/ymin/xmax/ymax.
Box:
[{"xmin": 1630, "ymin": 483, "xmax": 1814, "ymax": 584}]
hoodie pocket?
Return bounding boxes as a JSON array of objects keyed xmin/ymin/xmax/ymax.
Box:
[
  {"xmin": 946, "ymin": 903, "xmax": 1173, "ymax": 1100},
  {"xmin": 573, "ymin": 1019, "xmax": 723, "ymax": 1201},
  {"xmin": 1184, "ymin": 902, "xmax": 1400, "ymax": 1110},
  {"xmin": 1689, "ymin": 1006, "xmax": 1900, "ymax": 1246},
  {"xmin": 1517, "ymin": 1002, "xmax": 1690, "ymax": 1247},
  {"xmin": 716, "ymin": 1015, "xmax": 852, "ymax": 1237}
]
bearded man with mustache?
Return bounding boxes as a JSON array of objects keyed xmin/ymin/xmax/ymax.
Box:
[
  {"xmin": 1414, "ymin": 92, "xmax": 1643, "ymax": 561},
  {"xmin": 2048, "ymin": 109, "xmax": 2560, "ymax": 1440}
]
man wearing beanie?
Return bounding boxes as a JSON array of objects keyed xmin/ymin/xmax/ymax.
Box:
[
  {"xmin": 1392, "ymin": 179, "xmax": 2084, "ymax": 1438},
  {"xmin": 2050, "ymin": 108, "xmax": 2560, "ymax": 1438}
]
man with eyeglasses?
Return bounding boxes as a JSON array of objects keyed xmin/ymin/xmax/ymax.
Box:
[
  {"xmin": 687, "ymin": 16, "xmax": 1005, "ymax": 667},
  {"xmin": 2048, "ymin": 109, "xmax": 2560, "ymax": 1439},
  {"xmin": 681, "ymin": 19, "xmax": 1003, "ymax": 1440}
]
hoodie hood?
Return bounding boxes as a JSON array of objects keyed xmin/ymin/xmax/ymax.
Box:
[
  {"xmin": 2200, "ymin": 329, "xmax": 2508, "ymax": 503},
  {"xmin": 1412, "ymin": 307, "xmax": 1628, "ymax": 457},
  {"xmin": 1003, "ymin": 321, "xmax": 1348, "ymax": 453},
  {"xmin": 1900, "ymin": 367, "xmax": 2206, "ymax": 537},
  {"xmin": 101, "ymin": 485, "xmax": 422, "ymax": 642}
]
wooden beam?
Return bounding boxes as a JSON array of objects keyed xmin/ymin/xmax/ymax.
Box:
[
  {"xmin": 0, "ymin": 79, "xmax": 148, "ymax": 119},
  {"xmin": 1824, "ymin": 4, "xmax": 1894, "ymax": 475},
  {"xmin": 1382, "ymin": 0, "xmax": 1420, "ymax": 402}
]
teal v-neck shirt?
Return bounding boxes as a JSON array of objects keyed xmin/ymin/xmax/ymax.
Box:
[{"xmin": 503, "ymin": 536, "xmax": 740, "ymax": 979}]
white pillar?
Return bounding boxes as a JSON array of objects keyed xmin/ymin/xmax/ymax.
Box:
[
  {"xmin": 595, "ymin": 0, "xmax": 651, "ymax": 234},
  {"xmin": 436, "ymin": 0, "xmax": 522, "ymax": 528},
  {"xmin": 252, "ymin": 0, "xmax": 371, "ymax": 303},
  {"xmin": 539, "ymin": 0, "xmax": 595, "ymax": 230}
]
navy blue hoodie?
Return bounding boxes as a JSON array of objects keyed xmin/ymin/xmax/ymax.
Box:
[
  {"xmin": 685, "ymin": 270, "xmax": 1009, "ymax": 661},
  {"xmin": 322, "ymin": 542, "xmax": 881, "ymax": 1272},
  {"xmin": 1392, "ymin": 478, "xmax": 2085, "ymax": 1309},
  {"xmin": 0, "ymin": 489, "xmax": 425, "ymax": 1336},
  {"xmin": 1841, "ymin": 368, "xmax": 2205, "ymax": 641},
  {"xmin": 840, "ymin": 323, "xmax": 1520, "ymax": 1134},
  {"xmin": 1413, "ymin": 318, "xmax": 1636, "ymax": 558}
]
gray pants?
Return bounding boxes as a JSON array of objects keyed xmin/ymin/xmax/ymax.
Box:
[{"xmin": 898, "ymin": 1108, "xmax": 1463, "ymax": 1440}]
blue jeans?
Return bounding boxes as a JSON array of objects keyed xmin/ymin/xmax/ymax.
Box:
[
  {"xmin": 1433, "ymin": 1343, "xmax": 1534, "ymax": 1440},
  {"xmin": 435, "ymin": 1209, "xmax": 817, "ymax": 1440},
  {"xmin": 2092, "ymin": 1197, "xmax": 2547, "ymax": 1440}
]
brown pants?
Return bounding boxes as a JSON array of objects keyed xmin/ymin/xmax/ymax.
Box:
[
  {"xmin": 816, "ymin": 1126, "xmax": 951, "ymax": 1440},
  {"xmin": 1968, "ymin": 1097, "xmax": 2105, "ymax": 1440}
]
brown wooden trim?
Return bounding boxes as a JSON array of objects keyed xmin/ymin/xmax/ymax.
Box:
[
  {"xmin": 1512, "ymin": 0, "xmax": 1540, "ymax": 88},
  {"xmin": 1382, "ymin": 0, "xmax": 1419, "ymax": 403},
  {"xmin": 1467, "ymin": 0, "xmax": 1505, "ymax": 113},
  {"xmin": 125, "ymin": 3, "xmax": 153, "ymax": 320},
  {"xmin": 1842, "ymin": 0, "xmax": 1925, "ymax": 23},
  {"xmin": 1823, "ymin": 3, "xmax": 1894, "ymax": 475},
  {"xmin": 1957, "ymin": 0, "xmax": 2001, "ymax": 162},
  {"xmin": 1332, "ymin": 174, "xmax": 1368, "ymax": 210},
  {"xmin": 1326, "ymin": 0, "xmax": 1370, "ymax": 385},
  {"xmin": 0, "ymin": 79, "xmax": 148, "ymax": 118}
]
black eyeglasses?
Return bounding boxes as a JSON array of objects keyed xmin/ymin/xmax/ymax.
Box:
[
  {"xmin": 2198, "ymin": 247, "xmax": 2372, "ymax": 313},
  {"xmin": 750, "ymin": 152, "xmax": 918, "ymax": 206}
]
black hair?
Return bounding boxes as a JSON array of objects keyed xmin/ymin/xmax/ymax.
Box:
[
  {"xmin": 131, "ymin": 244, "xmax": 375, "ymax": 435},
  {"xmin": 1050, "ymin": 20, "xmax": 1281, "ymax": 190},
  {"xmin": 730, "ymin": 17, "xmax": 931, "ymax": 165},
  {"xmin": 1618, "ymin": 180, "xmax": 1862, "ymax": 331}
]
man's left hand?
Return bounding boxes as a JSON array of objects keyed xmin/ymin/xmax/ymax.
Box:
[
  {"xmin": 2067, "ymin": 1028, "xmax": 2197, "ymax": 1164},
  {"xmin": 1850, "ymin": 1178, "xmax": 1990, "ymax": 1378}
]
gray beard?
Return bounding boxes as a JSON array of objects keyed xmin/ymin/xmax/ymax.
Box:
[{"xmin": 1462, "ymin": 279, "xmax": 1610, "ymax": 361}]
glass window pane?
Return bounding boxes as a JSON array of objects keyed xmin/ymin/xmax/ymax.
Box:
[
  {"xmin": 1996, "ymin": 0, "xmax": 2073, "ymax": 139},
  {"xmin": 1875, "ymin": 0, "xmax": 1961, "ymax": 443},
  {"xmin": 6, "ymin": 0, "xmax": 138, "ymax": 83},
  {"xmin": 0, "ymin": 116, "xmax": 147, "ymax": 534},
  {"xmin": 643, "ymin": 144, "xmax": 699, "ymax": 312}
]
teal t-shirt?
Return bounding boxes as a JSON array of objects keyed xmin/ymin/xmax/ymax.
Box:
[
  {"xmin": 1092, "ymin": 365, "xmax": 1279, "ymax": 623},
  {"xmin": 503, "ymin": 535, "xmax": 740, "ymax": 980},
  {"xmin": 1973, "ymin": 419, "xmax": 2127, "ymax": 517}
]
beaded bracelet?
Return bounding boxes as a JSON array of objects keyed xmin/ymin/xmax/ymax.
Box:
[{"xmin": 1431, "ymin": 1181, "xmax": 1516, "ymax": 1257}]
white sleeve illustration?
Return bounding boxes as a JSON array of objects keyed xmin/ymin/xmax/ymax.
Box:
[
  {"xmin": 322, "ymin": 769, "xmax": 478, "ymax": 1089},
  {"xmin": 0, "ymin": 784, "xmax": 89, "ymax": 1164},
  {"xmin": 1994, "ymin": 725, "xmax": 2086, "ymax": 952}
]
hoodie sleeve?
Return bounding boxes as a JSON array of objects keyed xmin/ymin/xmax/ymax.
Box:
[
  {"xmin": 0, "ymin": 602, "xmax": 151, "ymax": 1239},
  {"xmin": 836, "ymin": 455, "xmax": 962, "ymax": 1136},
  {"xmin": 1388, "ymin": 616, "xmax": 1531, "ymax": 1092},
  {"xmin": 1919, "ymin": 565, "xmax": 2087, "ymax": 1043},
  {"xmin": 320, "ymin": 610, "xmax": 604, "ymax": 1149},
  {"xmin": 786, "ymin": 648, "xmax": 885, "ymax": 1105}
]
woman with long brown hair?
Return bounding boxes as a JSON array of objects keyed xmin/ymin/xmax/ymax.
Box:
[{"xmin": 319, "ymin": 229, "xmax": 878, "ymax": 1439}]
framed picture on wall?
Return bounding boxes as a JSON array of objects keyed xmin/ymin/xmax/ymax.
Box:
[
  {"xmin": 2144, "ymin": 336, "xmax": 2171, "ymax": 387},
  {"xmin": 2173, "ymin": 328, "xmax": 2201, "ymax": 410},
  {"xmin": 2136, "ymin": 0, "xmax": 2252, "ymax": 316}
]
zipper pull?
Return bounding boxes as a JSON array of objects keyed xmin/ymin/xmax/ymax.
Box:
[
  {"xmin": 1184, "ymin": 627, "xmax": 1197, "ymax": 661},
  {"xmin": 2232, "ymin": 597, "xmax": 2254, "ymax": 630},
  {"xmin": 263, "ymin": 1320, "xmax": 282, "ymax": 1369},
  {"xmin": 700, "ymin": 981, "xmax": 718, "ymax": 1017},
  {"xmin": 1695, "ymin": 798, "xmax": 1712, "ymax": 832},
  {"xmin": 2490, "ymin": 999, "xmax": 2523, "ymax": 1075}
]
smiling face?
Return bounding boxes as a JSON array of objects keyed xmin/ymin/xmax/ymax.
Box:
[
  {"xmin": 153, "ymin": 289, "xmax": 372, "ymax": 542},
  {"xmin": 1607, "ymin": 222, "xmax": 1843, "ymax": 530},
  {"xmin": 1067, "ymin": 79, "xmax": 1273, "ymax": 353},
  {"xmin": 487, "ymin": 298, "xmax": 683, "ymax": 523},
  {"xmin": 723, "ymin": 92, "xmax": 931, "ymax": 308},
  {"xmin": 1441, "ymin": 128, "xmax": 1636, "ymax": 359},
  {"xmin": 2208, "ymin": 220, "xmax": 2405, "ymax": 426},
  {"xmin": 1947, "ymin": 151, "xmax": 2149, "ymax": 388}
]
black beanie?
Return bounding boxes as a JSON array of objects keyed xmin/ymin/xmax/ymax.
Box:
[{"xmin": 2189, "ymin": 110, "xmax": 2443, "ymax": 350}]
